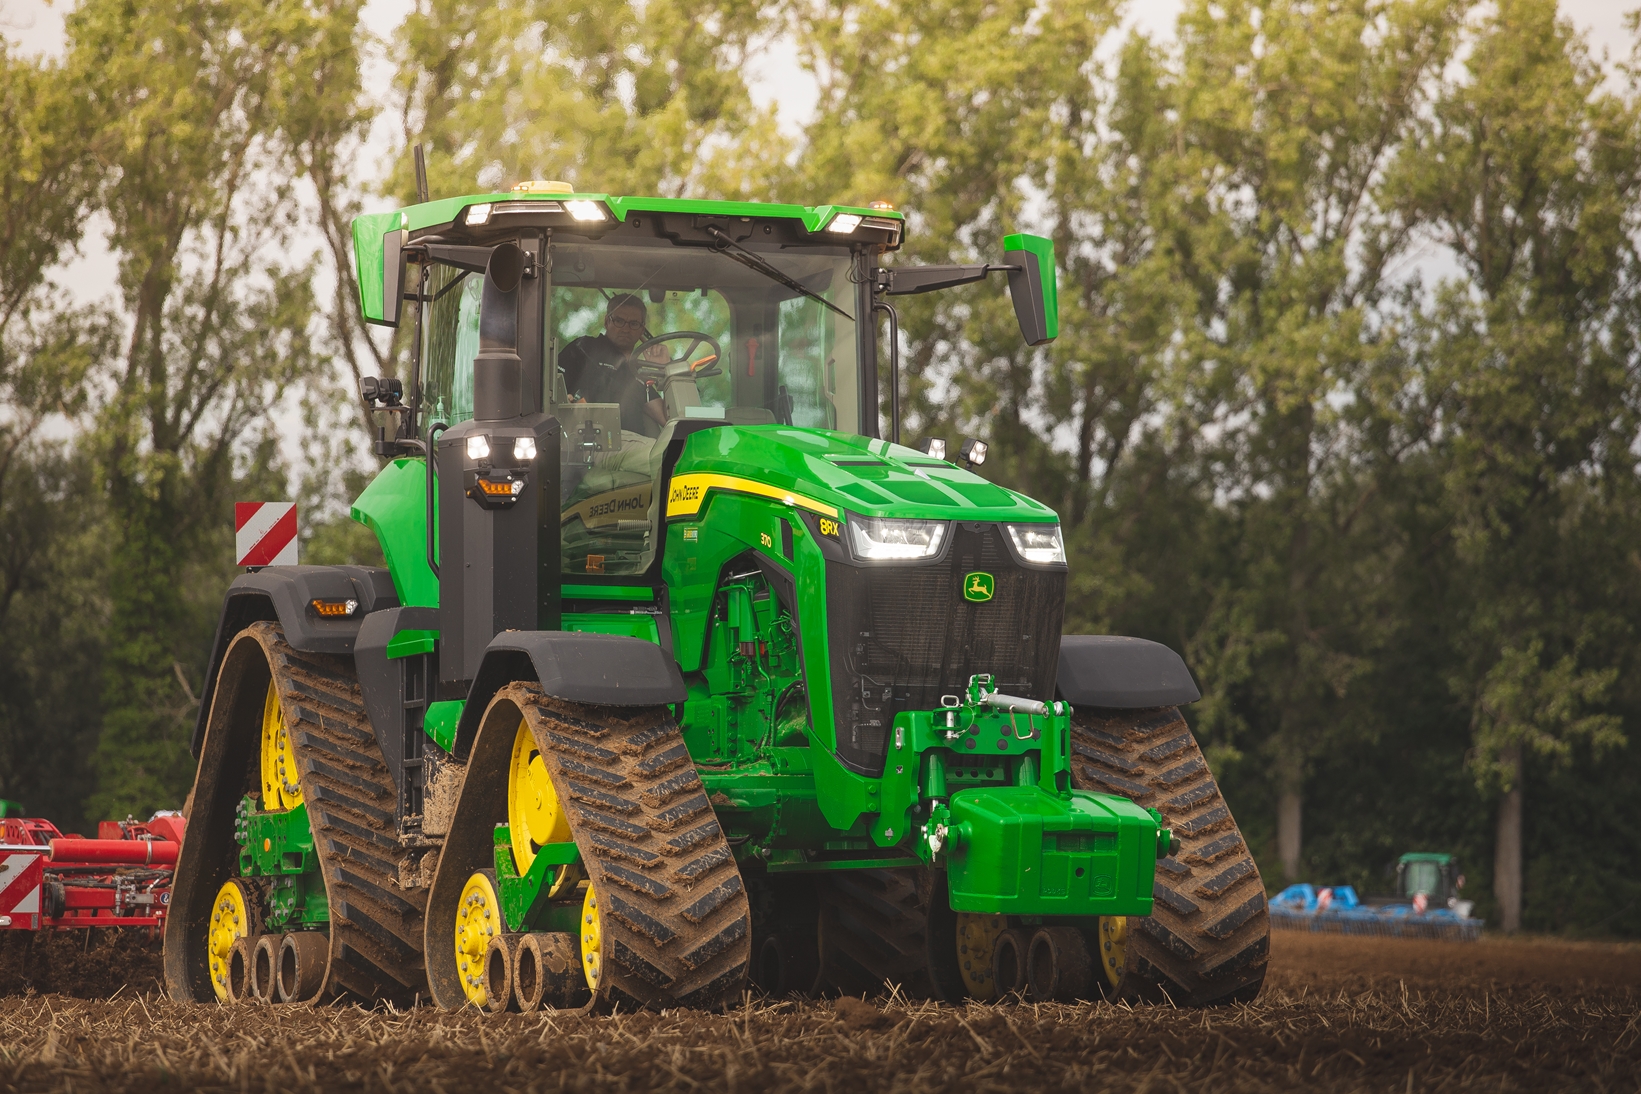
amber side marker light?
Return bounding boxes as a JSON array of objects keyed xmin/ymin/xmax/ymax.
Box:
[
  {"xmin": 310, "ymin": 598, "xmax": 359, "ymax": 618},
  {"xmin": 476, "ymin": 479, "xmax": 525, "ymax": 498}
]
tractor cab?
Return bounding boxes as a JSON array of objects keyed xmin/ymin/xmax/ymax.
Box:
[
  {"xmin": 411, "ymin": 201, "xmax": 870, "ymax": 579},
  {"xmin": 1397, "ymin": 852, "xmax": 1465, "ymax": 906}
]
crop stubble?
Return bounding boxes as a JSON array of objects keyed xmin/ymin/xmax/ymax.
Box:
[{"xmin": 1, "ymin": 931, "xmax": 1636, "ymax": 1092}]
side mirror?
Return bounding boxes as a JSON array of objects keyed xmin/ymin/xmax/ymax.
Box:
[
  {"xmin": 1003, "ymin": 233, "xmax": 1058, "ymax": 346},
  {"xmin": 352, "ymin": 210, "xmax": 410, "ymax": 328}
]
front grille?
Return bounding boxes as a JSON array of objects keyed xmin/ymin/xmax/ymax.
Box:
[{"xmin": 824, "ymin": 523, "xmax": 1066, "ymax": 774}]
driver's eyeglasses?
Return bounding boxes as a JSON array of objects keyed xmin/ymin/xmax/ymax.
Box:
[{"xmin": 607, "ymin": 316, "xmax": 646, "ymax": 331}]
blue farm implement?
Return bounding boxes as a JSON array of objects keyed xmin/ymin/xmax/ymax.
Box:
[{"xmin": 1270, "ymin": 853, "xmax": 1481, "ymax": 942}]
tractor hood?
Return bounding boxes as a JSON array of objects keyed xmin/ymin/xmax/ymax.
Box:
[{"xmin": 667, "ymin": 425, "xmax": 1059, "ymax": 525}]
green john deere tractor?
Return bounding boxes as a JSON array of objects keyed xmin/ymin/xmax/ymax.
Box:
[{"xmin": 164, "ymin": 183, "xmax": 1269, "ymax": 1011}]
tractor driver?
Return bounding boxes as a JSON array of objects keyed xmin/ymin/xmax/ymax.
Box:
[{"xmin": 559, "ymin": 293, "xmax": 669, "ymax": 435}]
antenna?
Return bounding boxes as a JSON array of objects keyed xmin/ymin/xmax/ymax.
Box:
[{"xmin": 413, "ymin": 144, "xmax": 430, "ymax": 204}]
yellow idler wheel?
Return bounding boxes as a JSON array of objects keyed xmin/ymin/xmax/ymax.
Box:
[
  {"xmin": 955, "ymin": 912, "xmax": 1007, "ymax": 1001},
  {"xmin": 580, "ymin": 883, "xmax": 603, "ymax": 992},
  {"xmin": 455, "ymin": 870, "xmax": 504, "ymax": 1008},
  {"xmin": 208, "ymin": 878, "xmax": 254, "ymax": 1003},
  {"xmin": 507, "ymin": 717, "xmax": 580, "ymax": 896},
  {"xmin": 1097, "ymin": 915, "xmax": 1129, "ymax": 991},
  {"xmin": 259, "ymin": 679, "xmax": 302, "ymax": 810}
]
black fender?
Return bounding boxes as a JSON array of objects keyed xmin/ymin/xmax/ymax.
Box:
[
  {"xmin": 189, "ymin": 566, "xmax": 399, "ymax": 756},
  {"xmin": 450, "ymin": 630, "xmax": 687, "ymax": 761},
  {"xmin": 1055, "ymin": 634, "xmax": 1201, "ymax": 709}
]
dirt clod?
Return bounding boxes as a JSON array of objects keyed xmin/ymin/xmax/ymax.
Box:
[{"xmin": 833, "ymin": 994, "xmax": 888, "ymax": 1030}]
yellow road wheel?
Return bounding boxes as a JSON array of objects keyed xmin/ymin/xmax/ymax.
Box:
[
  {"xmin": 580, "ymin": 883, "xmax": 603, "ymax": 992},
  {"xmin": 507, "ymin": 718, "xmax": 579, "ymax": 896},
  {"xmin": 208, "ymin": 878, "xmax": 254, "ymax": 1003},
  {"xmin": 259, "ymin": 680, "xmax": 302, "ymax": 810},
  {"xmin": 955, "ymin": 912, "xmax": 1006, "ymax": 1000},
  {"xmin": 1097, "ymin": 915, "xmax": 1128, "ymax": 990},
  {"xmin": 455, "ymin": 870, "xmax": 503, "ymax": 1008}
]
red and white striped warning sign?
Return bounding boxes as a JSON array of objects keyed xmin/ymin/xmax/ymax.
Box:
[
  {"xmin": 0, "ymin": 851, "xmax": 43, "ymax": 929},
  {"xmin": 235, "ymin": 502, "xmax": 298, "ymax": 567}
]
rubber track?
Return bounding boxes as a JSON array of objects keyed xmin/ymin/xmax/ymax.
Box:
[
  {"xmin": 1070, "ymin": 706, "xmax": 1269, "ymax": 1006},
  {"xmin": 813, "ymin": 868, "xmax": 938, "ymax": 998},
  {"xmin": 508, "ymin": 683, "xmax": 751, "ymax": 1011},
  {"xmin": 259, "ymin": 623, "xmax": 428, "ymax": 1004}
]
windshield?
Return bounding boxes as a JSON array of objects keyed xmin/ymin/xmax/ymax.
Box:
[
  {"xmin": 418, "ymin": 233, "xmax": 863, "ymax": 580},
  {"xmin": 1405, "ymin": 861, "xmax": 1441, "ymax": 897}
]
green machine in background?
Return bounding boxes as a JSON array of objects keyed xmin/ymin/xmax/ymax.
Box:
[{"xmin": 164, "ymin": 183, "xmax": 1269, "ymax": 1012}]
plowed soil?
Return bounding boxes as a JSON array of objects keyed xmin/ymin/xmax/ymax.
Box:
[{"xmin": 2, "ymin": 930, "xmax": 1637, "ymax": 1092}]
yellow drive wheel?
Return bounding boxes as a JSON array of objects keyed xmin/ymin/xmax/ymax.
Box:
[
  {"xmin": 1097, "ymin": 915, "xmax": 1128, "ymax": 990},
  {"xmin": 507, "ymin": 718, "xmax": 579, "ymax": 896},
  {"xmin": 580, "ymin": 883, "xmax": 603, "ymax": 992},
  {"xmin": 208, "ymin": 878, "xmax": 253, "ymax": 1002},
  {"xmin": 455, "ymin": 870, "xmax": 503, "ymax": 1008},
  {"xmin": 955, "ymin": 912, "xmax": 1007, "ymax": 1000},
  {"xmin": 259, "ymin": 679, "xmax": 302, "ymax": 810}
]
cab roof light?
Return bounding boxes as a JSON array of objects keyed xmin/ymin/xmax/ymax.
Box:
[
  {"xmin": 919, "ymin": 437, "xmax": 947, "ymax": 460},
  {"xmin": 565, "ymin": 199, "xmax": 607, "ymax": 222},
  {"xmin": 827, "ymin": 213, "xmax": 863, "ymax": 234}
]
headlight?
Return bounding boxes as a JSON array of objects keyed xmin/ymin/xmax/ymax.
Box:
[
  {"xmin": 466, "ymin": 435, "xmax": 491, "ymax": 460},
  {"xmin": 1006, "ymin": 523, "xmax": 1065, "ymax": 565},
  {"xmin": 565, "ymin": 199, "xmax": 607, "ymax": 222},
  {"xmin": 847, "ymin": 515, "xmax": 947, "ymax": 561},
  {"xmin": 513, "ymin": 436, "xmax": 537, "ymax": 461}
]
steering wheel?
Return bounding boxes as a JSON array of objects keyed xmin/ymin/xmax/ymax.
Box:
[{"xmin": 632, "ymin": 330, "xmax": 723, "ymax": 381}]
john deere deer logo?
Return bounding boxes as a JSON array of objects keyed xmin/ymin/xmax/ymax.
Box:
[{"xmin": 963, "ymin": 572, "xmax": 995, "ymax": 602}]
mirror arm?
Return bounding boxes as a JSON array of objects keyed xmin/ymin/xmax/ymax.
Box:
[{"xmin": 875, "ymin": 263, "xmax": 1021, "ymax": 296}]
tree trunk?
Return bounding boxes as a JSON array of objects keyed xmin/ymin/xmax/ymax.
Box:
[
  {"xmin": 1494, "ymin": 744, "xmax": 1523, "ymax": 933},
  {"xmin": 1277, "ymin": 761, "xmax": 1303, "ymax": 882}
]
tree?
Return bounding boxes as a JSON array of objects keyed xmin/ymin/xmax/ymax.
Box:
[
  {"xmin": 69, "ymin": 0, "xmax": 369, "ymax": 818},
  {"xmin": 392, "ymin": 0, "xmax": 784, "ymax": 201},
  {"xmin": 1390, "ymin": 0, "xmax": 1641, "ymax": 930}
]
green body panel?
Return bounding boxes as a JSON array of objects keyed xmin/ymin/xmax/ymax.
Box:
[
  {"xmin": 669, "ymin": 426, "xmax": 1054, "ymax": 523},
  {"xmin": 425, "ymin": 700, "xmax": 462, "ymax": 753},
  {"xmin": 563, "ymin": 611, "xmax": 659, "ymax": 643},
  {"xmin": 0, "ymin": 799, "xmax": 21, "ymax": 818},
  {"xmin": 387, "ymin": 629, "xmax": 437, "ymax": 658},
  {"xmin": 350, "ymin": 457, "xmax": 438, "ymax": 607},
  {"xmin": 235, "ymin": 799, "xmax": 329, "ymax": 929}
]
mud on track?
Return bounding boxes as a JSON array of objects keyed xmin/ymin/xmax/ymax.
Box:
[{"xmin": 2, "ymin": 932, "xmax": 1637, "ymax": 1093}]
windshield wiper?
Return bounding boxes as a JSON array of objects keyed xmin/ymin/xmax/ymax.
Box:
[{"xmin": 704, "ymin": 225, "xmax": 853, "ymax": 322}]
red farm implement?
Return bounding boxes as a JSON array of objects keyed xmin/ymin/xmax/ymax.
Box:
[{"xmin": 1, "ymin": 811, "xmax": 185, "ymax": 934}]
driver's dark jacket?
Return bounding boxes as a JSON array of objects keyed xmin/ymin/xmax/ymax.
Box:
[{"xmin": 558, "ymin": 334, "xmax": 657, "ymax": 435}]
